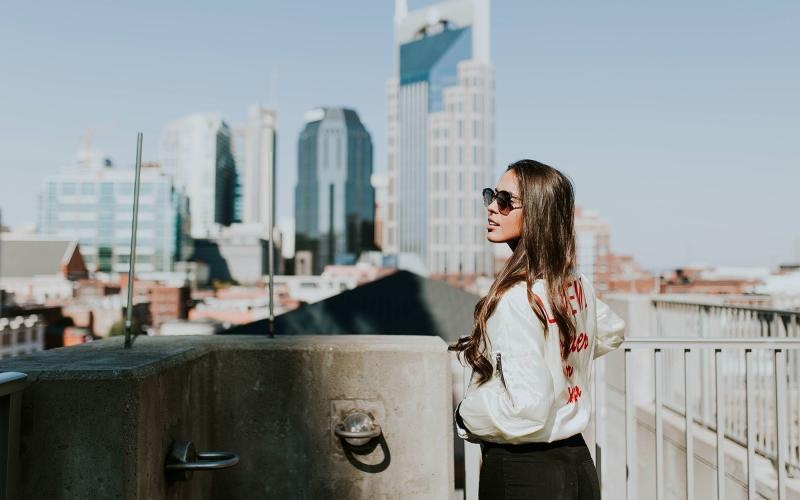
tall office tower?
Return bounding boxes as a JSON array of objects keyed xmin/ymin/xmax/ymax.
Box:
[
  {"xmin": 295, "ymin": 108, "xmax": 375, "ymax": 275},
  {"xmin": 159, "ymin": 113, "xmax": 238, "ymax": 238},
  {"xmin": 232, "ymin": 125, "xmax": 246, "ymax": 224},
  {"xmin": 234, "ymin": 106, "xmax": 278, "ymax": 231},
  {"xmin": 38, "ymin": 151, "xmax": 190, "ymax": 273},
  {"xmin": 384, "ymin": 0, "xmax": 494, "ymax": 276}
]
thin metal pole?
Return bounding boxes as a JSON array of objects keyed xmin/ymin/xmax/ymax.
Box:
[
  {"xmin": 267, "ymin": 137, "xmax": 275, "ymax": 338},
  {"xmin": 124, "ymin": 133, "xmax": 143, "ymax": 349}
]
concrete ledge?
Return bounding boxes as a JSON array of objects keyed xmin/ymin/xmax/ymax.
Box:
[{"xmin": 0, "ymin": 335, "xmax": 453, "ymax": 499}]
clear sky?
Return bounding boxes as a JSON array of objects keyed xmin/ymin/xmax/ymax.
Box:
[{"xmin": 1, "ymin": 0, "xmax": 798, "ymax": 270}]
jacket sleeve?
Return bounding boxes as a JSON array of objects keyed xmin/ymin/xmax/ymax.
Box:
[
  {"xmin": 594, "ymin": 298, "xmax": 625, "ymax": 358},
  {"xmin": 455, "ymin": 290, "xmax": 555, "ymax": 443}
]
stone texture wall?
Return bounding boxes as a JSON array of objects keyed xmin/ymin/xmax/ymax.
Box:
[{"xmin": 0, "ymin": 335, "xmax": 453, "ymax": 499}]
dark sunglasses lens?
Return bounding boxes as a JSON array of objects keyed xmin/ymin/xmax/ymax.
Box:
[
  {"xmin": 482, "ymin": 188, "xmax": 494, "ymax": 207},
  {"xmin": 495, "ymin": 191, "xmax": 512, "ymax": 213}
]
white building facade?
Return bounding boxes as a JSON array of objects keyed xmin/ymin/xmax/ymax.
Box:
[
  {"xmin": 37, "ymin": 154, "xmax": 189, "ymax": 273},
  {"xmin": 233, "ymin": 106, "xmax": 278, "ymax": 232},
  {"xmin": 384, "ymin": 0, "xmax": 495, "ymax": 275},
  {"xmin": 160, "ymin": 113, "xmax": 238, "ymax": 239}
]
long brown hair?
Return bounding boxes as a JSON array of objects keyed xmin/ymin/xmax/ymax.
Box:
[{"xmin": 450, "ymin": 159, "xmax": 577, "ymax": 385}]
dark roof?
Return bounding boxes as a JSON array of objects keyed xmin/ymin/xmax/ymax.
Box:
[
  {"xmin": 0, "ymin": 237, "xmax": 77, "ymax": 278},
  {"xmin": 222, "ymin": 270, "xmax": 479, "ymax": 343}
]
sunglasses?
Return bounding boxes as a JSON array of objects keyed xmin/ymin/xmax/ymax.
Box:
[{"xmin": 482, "ymin": 188, "xmax": 522, "ymax": 216}]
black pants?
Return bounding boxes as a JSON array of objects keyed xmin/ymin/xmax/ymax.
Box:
[{"xmin": 478, "ymin": 434, "xmax": 600, "ymax": 500}]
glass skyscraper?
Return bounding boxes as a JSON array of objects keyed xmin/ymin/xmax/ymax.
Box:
[
  {"xmin": 159, "ymin": 113, "xmax": 238, "ymax": 239},
  {"xmin": 295, "ymin": 108, "xmax": 375, "ymax": 275},
  {"xmin": 384, "ymin": 0, "xmax": 495, "ymax": 276},
  {"xmin": 37, "ymin": 151, "xmax": 190, "ymax": 273}
]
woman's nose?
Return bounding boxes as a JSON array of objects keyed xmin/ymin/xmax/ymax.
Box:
[{"xmin": 487, "ymin": 199, "xmax": 499, "ymax": 214}]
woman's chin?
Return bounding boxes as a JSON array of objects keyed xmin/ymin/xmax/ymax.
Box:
[{"xmin": 487, "ymin": 232, "xmax": 506, "ymax": 243}]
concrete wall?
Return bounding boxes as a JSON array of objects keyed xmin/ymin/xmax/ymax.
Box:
[{"xmin": 0, "ymin": 335, "xmax": 453, "ymax": 499}]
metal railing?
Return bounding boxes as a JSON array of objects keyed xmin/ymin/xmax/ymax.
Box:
[
  {"xmin": 652, "ymin": 301, "xmax": 800, "ymax": 479},
  {"xmin": 0, "ymin": 316, "xmax": 45, "ymax": 359},
  {"xmin": 461, "ymin": 299, "xmax": 800, "ymax": 500},
  {"xmin": 0, "ymin": 371, "xmax": 26, "ymax": 500},
  {"xmin": 620, "ymin": 337, "xmax": 800, "ymax": 500}
]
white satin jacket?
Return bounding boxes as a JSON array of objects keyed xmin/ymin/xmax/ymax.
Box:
[{"xmin": 456, "ymin": 274, "xmax": 625, "ymax": 444}]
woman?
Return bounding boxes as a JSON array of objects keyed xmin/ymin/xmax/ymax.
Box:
[{"xmin": 451, "ymin": 159, "xmax": 625, "ymax": 499}]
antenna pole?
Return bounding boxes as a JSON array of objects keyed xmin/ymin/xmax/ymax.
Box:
[{"xmin": 124, "ymin": 133, "xmax": 143, "ymax": 348}]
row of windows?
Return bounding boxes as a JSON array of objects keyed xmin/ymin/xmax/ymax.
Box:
[
  {"xmin": 431, "ymin": 145, "xmax": 485, "ymax": 166},
  {"xmin": 431, "ymin": 224, "xmax": 484, "ymax": 245},
  {"xmin": 445, "ymin": 94, "xmax": 495, "ymax": 115},
  {"xmin": 431, "ymin": 118, "xmax": 486, "ymax": 141},
  {"xmin": 430, "ymin": 198, "xmax": 486, "ymax": 220},
  {"xmin": 52, "ymin": 182, "xmax": 164, "ymax": 196},
  {"xmin": 432, "ymin": 250, "xmax": 482, "ymax": 274},
  {"xmin": 431, "ymin": 171, "xmax": 486, "ymax": 195}
]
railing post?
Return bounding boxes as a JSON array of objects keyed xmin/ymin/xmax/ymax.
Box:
[
  {"xmin": 745, "ymin": 349, "xmax": 756, "ymax": 500},
  {"xmin": 463, "ymin": 365, "xmax": 480, "ymax": 500},
  {"xmin": 775, "ymin": 349, "xmax": 787, "ymax": 500},
  {"xmin": 654, "ymin": 349, "xmax": 664, "ymax": 500},
  {"xmin": 0, "ymin": 372, "xmax": 27, "ymax": 500},
  {"xmin": 715, "ymin": 348, "xmax": 725, "ymax": 500},
  {"xmin": 684, "ymin": 348, "xmax": 694, "ymax": 500},
  {"xmin": 625, "ymin": 348, "xmax": 635, "ymax": 500}
]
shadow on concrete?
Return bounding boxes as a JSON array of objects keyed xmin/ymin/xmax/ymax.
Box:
[
  {"xmin": 221, "ymin": 270, "xmax": 479, "ymax": 491},
  {"xmin": 340, "ymin": 435, "xmax": 391, "ymax": 474}
]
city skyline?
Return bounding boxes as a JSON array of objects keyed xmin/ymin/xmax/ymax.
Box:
[{"xmin": 1, "ymin": 1, "xmax": 798, "ymax": 270}]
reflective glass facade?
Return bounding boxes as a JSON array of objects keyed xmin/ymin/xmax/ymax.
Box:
[
  {"xmin": 400, "ymin": 27, "xmax": 472, "ymax": 112},
  {"xmin": 38, "ymin": 166, "xmax": 188, "ymax": 273},
  {"xmin": 295, "ymin": 108, "xmax": 374, "ymax": 274}
]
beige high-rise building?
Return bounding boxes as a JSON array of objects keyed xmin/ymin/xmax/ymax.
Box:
[
  {"xmin": 384, "ymin": 0, "xmax": 494, "ymax": 275},
  {"xmin": 239, "ymin": 106, "xmax": 278, "ymax": 232}
]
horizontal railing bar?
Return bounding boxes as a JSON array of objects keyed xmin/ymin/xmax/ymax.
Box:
[
  {"xmin": 0, "ymin": 371, "xmax": 27, "ymax": 397},
  {"xmin": 652, "ymin": 300, "xmax": 800, "ymax": 318},
  {"xmin": 623, "ymin": 338, "xmax": 800, "ymax": 349}
]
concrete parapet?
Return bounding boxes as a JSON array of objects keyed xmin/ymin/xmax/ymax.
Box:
[{"xmin": 0, "ymin": 335, "xmax": 453, "ymax": 499}]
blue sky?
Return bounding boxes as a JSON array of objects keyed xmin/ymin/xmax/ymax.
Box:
[{"xmin": 1, "ymin": 1, "xmax": 798, "ymax": 270}]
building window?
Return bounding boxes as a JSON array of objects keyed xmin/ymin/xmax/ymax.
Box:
[
  {"xmin": 458, "ymin": 199, "xmax": 463, "ymax": 217},
  {"xmin": 458, "ymin": 147, "xmax": 463, "ymax": 164},
  {"xmin": 458, "ymin": 172, "xmax": 463, "ymax": 191},
  {"xmin": 458, "ymin": 120, "xmax": 463, "ymax": 139}
]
